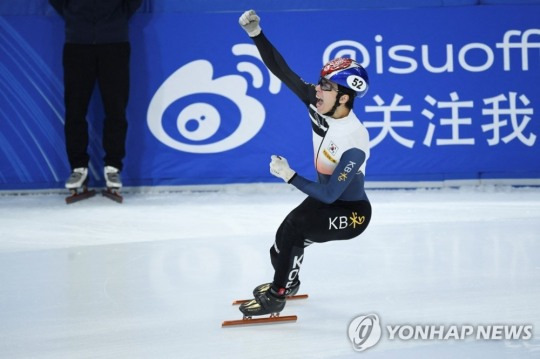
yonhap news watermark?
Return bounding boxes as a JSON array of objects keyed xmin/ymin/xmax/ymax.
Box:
[{"xmin": 348, "ymin": 313, "xmax": 534, "ymax": 352}]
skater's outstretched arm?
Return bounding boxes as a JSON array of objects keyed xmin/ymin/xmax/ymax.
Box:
[{"xmin": 239, "ymin": 10, "xmax": 314, "ymax": 106}]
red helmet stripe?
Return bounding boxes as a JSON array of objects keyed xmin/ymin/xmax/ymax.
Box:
[{"xmin": 320, "ymin": 58, "xmax": 354, "ymax": 77}]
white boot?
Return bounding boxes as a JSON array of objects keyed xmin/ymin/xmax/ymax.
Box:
[
  {"xmin": 65, "ymin": 168, "xmax": 88, "ymax": 189},
  {"xmin": 104, "ymin": 166, "xmax": 122, "ymax": 189}
]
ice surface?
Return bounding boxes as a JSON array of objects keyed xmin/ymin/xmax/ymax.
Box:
[{"xmin": 1, "ymin": 184, "xmax": 539, "ymax": 358}]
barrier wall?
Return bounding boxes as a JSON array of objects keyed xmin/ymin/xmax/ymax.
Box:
[
  {"xmin": 3, "ymin": 0, "xmax": 540, "ymax": 15},
  {"xmin": 0, "ymin": 4, "xmax": 539, "ymax": 189}
]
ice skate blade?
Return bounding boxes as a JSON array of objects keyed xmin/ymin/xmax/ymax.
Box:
[
  {"xmin": 232, "ymin": 294, "xmax": 308, "ymax": 305},
  {"xmin": 102, "ymin": 189, "xmax": 123, "ymax": 203},
  {"xmin": 222, "ymin": 314, "xmax": 297, "ymax": 327},
  {"xmin": 65, "ymin": 189, "xmax": 96, "ymax": 204}
]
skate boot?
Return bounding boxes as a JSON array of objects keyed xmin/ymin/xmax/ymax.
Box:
[
  {"xmin": 239, "ymin": 286, "xmax": 286, "ymax": 317},
  {"xmin": 104, "ymin": 166, "xmax": 122, "ymax": 189},
  {"xmin": 65, "ymin": 168, "xmax": 96, "ymax": 204},
  {"xmin": 102, "ymin": 166, "xmax": 123, "ymax": 203},
  {"xmin": 65, "ymin": 167, "xmax": 88, "ymax": 190},
  {"xmin": 253, "ymin": 280, "xmax": 300, "ymax": 298}
]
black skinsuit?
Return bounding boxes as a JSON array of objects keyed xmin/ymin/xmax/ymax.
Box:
[{"xmin": 251, "ymin": 32, "xmax": 373, "ymax": 289}]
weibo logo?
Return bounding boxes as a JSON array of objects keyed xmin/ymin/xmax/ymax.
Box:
[{"xmin": 147, "ymin": 45, "xmax": 281, "ymax": 154}]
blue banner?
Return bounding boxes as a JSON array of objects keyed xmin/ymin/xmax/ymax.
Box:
[{"xmin": 0, "ymin": 5, "xmax": 539, "ymax": 189}]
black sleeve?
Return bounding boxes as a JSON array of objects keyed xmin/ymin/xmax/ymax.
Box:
[
  {"xmin": 125, "ymin": 0, "xmax": 143, "ymax": 15},
  {"xmin": 252, "ymin": 32, "xmax": 315, "ymax": 107},
  {"xmin": 49, "ymin": 0, "xmax": 64, "ymax": 16}
]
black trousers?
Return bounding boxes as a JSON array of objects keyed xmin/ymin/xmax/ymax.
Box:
[
  {"xmin": 62, "ymin": 42, "xmax": 130, "ymax": 171},
  {"xmin": 270, "ymin": 196, "xmax": 372, "ymax": 289}
]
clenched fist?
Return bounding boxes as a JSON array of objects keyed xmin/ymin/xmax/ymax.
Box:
[
  {"xmin": 269, "ymin": 155, "xmax": 296, "ymax": 183},
  {"xmin": 239, "ymin": 9, "xmax": 262, "ymax": 37}
]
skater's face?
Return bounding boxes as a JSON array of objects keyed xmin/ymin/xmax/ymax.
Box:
[
  {"xmin": 315, "ymin": 78, "xmax": 338, "ymax": 113},
  {"xmin": 315, "ymin": 77, "xmax": 349, "ymax": 118}
]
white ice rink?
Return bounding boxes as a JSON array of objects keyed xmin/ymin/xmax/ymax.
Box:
[{"xmin": 1, "ymin": 184, "xmax": 539, "ymax": 358}]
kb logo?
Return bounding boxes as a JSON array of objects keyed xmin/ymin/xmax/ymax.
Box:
[{"xmin": 348, "ymin": 314, "xmax": 382, "ymax": 352}]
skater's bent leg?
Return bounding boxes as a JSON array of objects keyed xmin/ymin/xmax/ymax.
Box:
[
  {"xmin": 269, "ymin": 197, "xmax": 372, "ymax": 292},
  {"xmin": 268, "ymin": 198, "xmax": 320, "ymax": 290},
  {"xmin": 271, "ymin": 216, "xmax": 305, "ymax": 290},
  {"xmin": 272, "ymin": 245, "xmax": 304, "ymax": 290}
]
